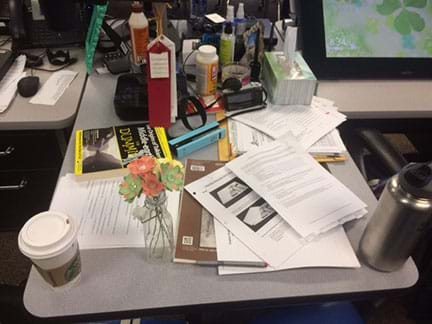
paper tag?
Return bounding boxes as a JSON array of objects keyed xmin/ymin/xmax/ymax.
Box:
[
  {"xmin": 191, "ymin": 165, "xmax": 206, "ymax": 172},
  {"xmin": 160, "ymin": 36, "xmax": 177, "ymax": 122},
  {"xmin": 30, "ymin": 70, "xmax": 78, "ymax": 106},
  {"xmin": 149, "ymin": 52, "xmax": 169, "ymax": 79},
  {"xmin": 205, "ymin": 13, "xmax": 225, "ymax": 24}
]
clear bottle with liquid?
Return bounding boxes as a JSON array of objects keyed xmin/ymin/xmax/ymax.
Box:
[
  {"xmin": 235, "ymin": 3, "xmax": 247, "ymax": 35},
  {"xmin": 129, "ymin": 1, "xmax": 149, "ymax": 65}
]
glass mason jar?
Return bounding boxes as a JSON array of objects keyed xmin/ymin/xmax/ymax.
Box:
[{"xmin": 132, "ymin": 191, "xmax": 174, "ymax": 260}]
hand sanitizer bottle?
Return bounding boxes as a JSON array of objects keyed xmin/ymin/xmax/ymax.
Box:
[{"xmin": 235, "ymin": 3, "xmax": 247, "ymax": 35}]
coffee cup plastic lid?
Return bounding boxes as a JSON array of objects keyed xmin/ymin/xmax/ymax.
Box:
[
  {"xmin": 199, "ymin": 45, "xmax": 216, "ymax": 56},
  {"xmin": 18, "ymin": 211, "xmax": 77, "ymax": 260}
]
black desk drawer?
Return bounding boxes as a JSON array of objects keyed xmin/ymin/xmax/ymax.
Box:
[
  {"xmin": 0, "ymin": 169, "xmax": 58, "ymax": 231},
  {"xmin": 0, "ymin": 131, "xmax": 62, "ymax": 170}
]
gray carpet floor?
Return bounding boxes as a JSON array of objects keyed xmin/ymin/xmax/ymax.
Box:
[{"xmin": 0, "ymin": 232, "xmax": 31, "ymax": 287}]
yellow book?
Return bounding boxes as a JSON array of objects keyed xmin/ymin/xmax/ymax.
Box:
[
  {"xmin": 74, "ymin": 124, "xmax": 167, "ymax": 180},
  {"xmin": 155, "ymin": 127, "xmax": 173, "ymax": 160}
]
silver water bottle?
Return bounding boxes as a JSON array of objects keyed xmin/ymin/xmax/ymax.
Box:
[{"xmin": 359, "ymin": 163, "xmax": 432, "ymax": 272}]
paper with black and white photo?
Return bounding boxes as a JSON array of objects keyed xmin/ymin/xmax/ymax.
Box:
[
  {"xmin": 186, "ymin": 167, "xmax": 305, "ymax": 268},
  {"xmin": 226, "ymin": 134, "xmax": 367, "ymax": 239},
  {"xmin": 214, "ymin": 219, "xmax": 361, "ymax": 275}
]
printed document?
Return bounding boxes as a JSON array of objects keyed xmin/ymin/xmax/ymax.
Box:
[
  {"xmin": 0, "ymin": 72, "xmax": 26, "ymax": 113},
  {"xmin": 0, "ymin": 55, "xmax": 26, "ymax": 113},
  {"xmin": 308, "ymin": 129, "xmax": 346, "ymax": 155},
  {"xmin": 214, "ymin": 220, "xmax": 360, "ymax": 275},
  {"xmin": 185, "ymin": 167, "xmax": 305, "ymax": 267},
  {"xmin": 30, "ymin": 70, "xmax": 78, "ymax": 106},
  {"xmin": 50, "ymin": 174, "xmax": 180, "ymax": 249},
  {"xmin": 228, "ymin": 120, "xmax": 345, "ymax": 156},
  {"xmin": 226, "ymin": 134, "xmax": 367, "ymax": 238},
  {"xmin": 232, "ymin": 100, "xmax": 346, "ymax": 149}
]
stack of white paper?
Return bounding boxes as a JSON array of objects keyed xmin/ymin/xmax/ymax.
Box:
[
  {"xmin": 228, "ymin": 120, "xmax": 345, "ymax": 157},
  {"xmin": 228, "ymin": 96, "xmax": 347, "ymax": 160},
  {"xmin": 186, "ymin": 134, "xmax": 366, "ymax": 274},
  {"xmin": 50, "ymin": 174, "xmax": 180, "ymax": 249},
  {"xmin": 0, "ymin": 55, "xmax": 26, "ymax": 113}
]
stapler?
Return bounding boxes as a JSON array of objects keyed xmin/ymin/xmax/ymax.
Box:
[{"xmin": 169, "ymin": 121, "xmax": 226, "ymax": 158}]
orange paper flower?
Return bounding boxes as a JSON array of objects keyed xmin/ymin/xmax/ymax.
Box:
[
  {"xmin": 127, "ymin": 156, "xmax": 156, "ymax": 177},
  {"xmin": 142, "ymin": 172, "xmax": 165, "ymax": 197}
]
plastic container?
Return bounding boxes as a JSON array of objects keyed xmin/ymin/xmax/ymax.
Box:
[
  {"xmin": 18, "ymin": 211, "xmax": 81, "ymax": 289},
  {"xmin": 226, "ymin": 5, "xmax": 235, "ymax": 23},
  {"xmin": 235, "ymin": 3, "xmax": 247, "ymax": 35},
  {"xmin": 195, "ymin": 45, "xmax": 219, "ymax": 96},
  {"xmin": 129, "ymin": 1, "xmax": 149, "ymax": 65},
  {"xmin": 220, "ymin": 22, "xmax": 235, "ymax": 67}
]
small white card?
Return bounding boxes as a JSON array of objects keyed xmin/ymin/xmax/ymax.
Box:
[
  {"xmin": 30, "ymin": 70, "xmax": 78, "ymax": 106},
  {"xmin": 149, "ymin": 52, "xmax": 169, "ymax": 79},
  {"xmin": 205, "ymin": 13, "xmax": 225, "ymax": 24}
]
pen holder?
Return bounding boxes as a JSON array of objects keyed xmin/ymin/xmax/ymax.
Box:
[{"xmin": 262, "ymin": 51, "xmax": 317, "ymax": 106}]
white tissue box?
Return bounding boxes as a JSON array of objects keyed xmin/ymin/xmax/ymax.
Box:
[{"xmin": 262, "ymin": 51, "xmax": 317, "ymax": 105}]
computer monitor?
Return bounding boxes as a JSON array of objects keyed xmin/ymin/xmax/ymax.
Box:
[
  {"xmin": 0, "ymin": 0, "xmax": 10, "ymax": 22},
  {"xmin": 299, "ymin": 0, "xmax": 432, "ymax": 79},
  {"xmin": 9, "ymin": 0, "xmax": 87, "ymax": 49},
  {"xmin": 38, "ymin": 0, "xmax": 78, "ymax": 32}
]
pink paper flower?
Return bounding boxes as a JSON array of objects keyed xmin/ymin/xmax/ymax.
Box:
[
  {"xmin": 127, "ymin": 156, "xmax": 156, "ymax": 177},
  {"xmin": 142, "ymin": 172, "xmax": 165, "ymax": 197}
]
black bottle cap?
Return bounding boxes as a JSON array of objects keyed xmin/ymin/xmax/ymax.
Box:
[
  {"xmin": 224, "ymin": 22, "xmax": 233, "ymax": 34},
  {"xmin": 399, "ymin": 163, "xmax": 432, "ymax": 199}
]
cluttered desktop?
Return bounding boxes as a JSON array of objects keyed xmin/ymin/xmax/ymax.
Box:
[{"xmin": 0, "ymin": 0, "xmax": 431, "ymax": 323}]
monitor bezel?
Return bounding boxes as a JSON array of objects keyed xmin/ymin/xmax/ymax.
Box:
[{"xmin": 298, "ymin": 0, "xmax": 432, "ymax": 80}]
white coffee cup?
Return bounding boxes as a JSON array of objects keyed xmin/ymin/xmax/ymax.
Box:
[{"xmin": 18, "ymin": 211, "xmax": 81, "ymax": 289}]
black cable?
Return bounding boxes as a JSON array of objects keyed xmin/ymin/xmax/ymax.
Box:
[
  {"xmin": 217, "ymin": 105, "xmax": 267, "ymax": 124},
  {"xmin": 178, "ymin": 95, "xmax": 224, "ymax": 120},
  {"xmin": 182, "ymin": 48, "xmax": 197, "ymax": 78},
  {"xmin": 31, "ymin": 59, "xmax": 77, "ymax": 72}
]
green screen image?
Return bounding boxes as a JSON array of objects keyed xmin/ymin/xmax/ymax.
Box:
[{"xmin": 323, "ymin": 0, "xmax": 432, "ymax": 58}]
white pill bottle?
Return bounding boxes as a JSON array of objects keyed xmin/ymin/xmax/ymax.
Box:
[{"xmin": 195, "ymin": 45, "xmax": 219, "ymax": 96}]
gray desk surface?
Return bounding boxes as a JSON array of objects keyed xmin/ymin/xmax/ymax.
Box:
[
  {"xmin": 317, "ymin": 80, "xmax": 432, "ymax": 119},
  {"xmin": 0, "ymin": 49, "xmax": 87, "ymax": 130},
  {"xmin": 23, "ymin": 73, "xmax": 418, "ymax": 320}
]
